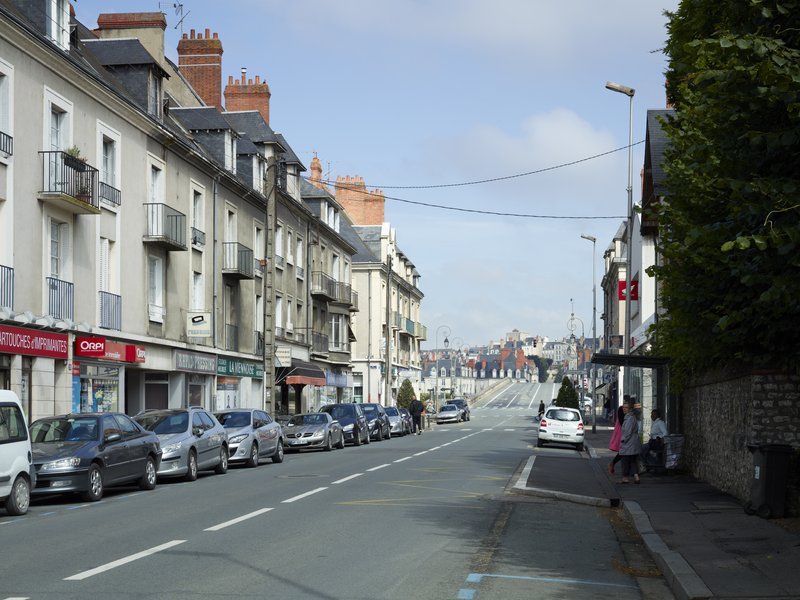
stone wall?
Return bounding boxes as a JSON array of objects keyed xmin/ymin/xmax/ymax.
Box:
[{"xmin": 681, "ymin": 369, "xmax": 800, "ymax": 516}]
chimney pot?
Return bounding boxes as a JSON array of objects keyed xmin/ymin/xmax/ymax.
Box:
[
  {"xmin": 255, "ymin": 75, "xmax": 261, "ymax": 85},
  {"xmin": 228, "ymin": 75, "xmax": 234, "ymax": 84},
  {"xmin": 190, "ymin": 28, "xmax": 196, "ymax": 38},
  {"xmin": 205, "ymin": 28, "xmax": 211, "ymax": 38}
]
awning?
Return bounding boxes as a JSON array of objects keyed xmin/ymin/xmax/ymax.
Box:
[
  {"xmin": 591, "ymin": 353, "xmax": 669, "ymax": 368},
  {"xmin": 276, "ymin": 359, "xmax": 326, "ymax": 386}
]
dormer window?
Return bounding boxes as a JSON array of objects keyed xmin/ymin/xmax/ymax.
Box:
[
  {"xmin": 147, "ymin": 70, "xmax": 162, "ymax": 118},
  {"xmin": 224, "ymin": 131, "xmax": 237, "ymax": 174},
  {"xmin": 48, "ymin": 0, "xmax": 70, "ymax": 50}
]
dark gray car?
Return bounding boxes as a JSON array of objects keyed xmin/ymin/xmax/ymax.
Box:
[{"xmin": 360, "ymin": 403, "xmax": 391, "ymax": 441}]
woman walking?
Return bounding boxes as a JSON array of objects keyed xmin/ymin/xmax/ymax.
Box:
[
  {"xmin": 608, "ymin": 405, "xmax": 625, "ymax": 474},
  {"xmin": 618, "ymin": 401, "xmax": 641, "ymax": 484}
]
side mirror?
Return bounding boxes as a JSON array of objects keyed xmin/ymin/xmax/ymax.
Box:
[
  {"xmin": 193, "ymin": 426, "xmax": 205, "ymax": 436},
  {"xmin": 105, "ymin": 432, "xmax": 122, "ymax": 443}
]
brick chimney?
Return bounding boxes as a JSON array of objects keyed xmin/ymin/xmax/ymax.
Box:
[
  {"xmin": 94, "ymin": 13, "xmax": 168, "ymax": 71},
  {"xmin": 308, "ymin": 155, "xmax": 326, "ymax": 190},
  {"xmin": 224, "ymin": 70, "xmax": 271, "ymax": 124},
  {"xmin": 335, "ymin": 175, "xmax": 384, "ymax": 225},
  {"xmin": 177, "ymin": 28, "xmax": 224, "ymax": 110}
]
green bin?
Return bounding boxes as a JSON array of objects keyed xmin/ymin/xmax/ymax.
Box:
[{"xmin": 745, "ymin": 444, "xmax": 792, "ymax": 519}]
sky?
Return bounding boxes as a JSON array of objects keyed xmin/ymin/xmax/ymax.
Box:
[{"xmin": 73, "ymin": 0, "xmax": 679, "ymax": 348}]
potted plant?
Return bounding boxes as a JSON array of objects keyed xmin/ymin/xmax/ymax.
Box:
[{"xmin": 63, "ymin": 145, "xmax": 86, "ymax": 171}]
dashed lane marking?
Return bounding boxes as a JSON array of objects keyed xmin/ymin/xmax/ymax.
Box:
[
  {"xmin": 204, "ymin": 508, "xmax": 273, "ymax": 531},
  {"xmin": 64, "ymin": 540, "xmax": 186, "ymax": 581}
]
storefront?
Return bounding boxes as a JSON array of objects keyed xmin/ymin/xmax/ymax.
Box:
[
  {"xmin": 173, "ymin": 349, "xmax": 216, "ymax": 410},
  {"xmin": 275, "ymin": 359, "xmax": 325, "ymax": 415},
  {"xmin": 313, "ymin": 368, "xmax": 352, "ymax": 408},
  {"xmin": 216, "ymin": 356, "xmax": 263, "ymax": 410},
  {"xmin": 72, "ymin": 336, "xmax": 145, "ymax": 413}
]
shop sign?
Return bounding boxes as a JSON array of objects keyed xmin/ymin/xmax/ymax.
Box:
[
  {"xmin": 217, "ymin": 357, "xmax": 263, "ymax": 379},
  {"xmin": 186, "ymin": 312, "xmax": 212, "ymax": 338},
  {"xmin": 0, "ymin": 324, "xmax": 68, "ymax": 359},
  {"xmin": 75, "ymin": 337, "xmax": 106, "ymax": 357},
  {"xmin": 325, "ymin": 370, "xmax": 349, "ymax": 387},
  {"xmin": 125, "ymin": 345, "xmax": 146, "ymax": 363},
  {"xmin": 174, "ymin": 349, "xmax": 217, "ymax": 374}
]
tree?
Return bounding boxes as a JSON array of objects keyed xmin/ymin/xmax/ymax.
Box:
[
  {"xmin": 396, "ymin": 378, "xmax": 415, "ymax": 409},
  {"xmin": 556, "ymin": 377, "xmax": 579, "ymax": 409},
  {"xmin": 650, "ymin": 0, "xmax": 800, "ymax": 386}
]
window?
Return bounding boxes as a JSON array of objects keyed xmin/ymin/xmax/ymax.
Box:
[
  {"xmin": 287, "ymin": 231, "xmax": 293, "ymax": 264},
  {"xmin": 114, "ymin": 414, "xmax": 140, "ymax": 436},
  {"xmin": 192, "ymin": 190, "xmax": 203, "ymax": 230},
  {"xmin": 149, "ymin": 165, "xmax": 163, "ymax": 203},
  {"xmin": 332, "ymin": 254, "xmax": 340, "ymax": 282},
  {"xmin": 47, "ymin": 0, "xmax": 70, "ymax": 50},
  {"xmin": 0, "ymin": 403, "xmax": 27, "ymax": 443},
  {"xmin": 0, "ymin": 63, "xmax": 11, "ymax": 158},
  {"xmin": 286, "ymin": 298, "xmax": 294, "ymax": 331},
  {"xmin": 226, "ymin": 208, "xmax": 236, "ymax": 242},
  {"xmin": 295, "ymin": 237, "xmax": 303, "ymax": 269},
  {"xmin": 147, "ymin": 70, "xmax": 161, "ymax": 117},
  {"xmin": 101, "ymin": 137, "xmax": 116, "ymax": 186},
  {"xmin": 254, "ymin": 225, "xmax": 264, "ymax": 263},
  {"xmin": 275, "ymin": 224, "xmax": 283, "ymax": 258},
  {"xmin": 255, "ymin": 294, "xmax": 263, "ymax": 332},
  {"xmin": 191, "ymin": 271, "xmax": 203, "ymax": 310},
  {"xmin": 98, "ymin": 237, "xmax": 111, "ymax": 292},
  {"xmin": 49, "ymin": 219, "xmax": 68, "ymax": 278},
  {"xmin": 275, "ymin": 295, "xmax": 283, "ymax": 329},
  {"xmin": 224, "ymin": 130, "xmax": 236, "ymax": 174},
  {"xmin": 148, "ymin": 255, "xmax": 164, "ymax": 322}
]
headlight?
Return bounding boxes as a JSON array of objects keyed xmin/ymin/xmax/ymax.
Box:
[
  {"xmin": 228, "ymin": 434, "xmax": 248, "ymax": 444},
  {"xmin": 342, "ymin": 424, "xmax": 354, "ymax": 431},
  {"xmin": 313, "ymin": 429, "xmax": 325, "ymax": 437},
  {"xmin": 161, "ymin": 442, "xmax": 183, "ymax": 454},
  {"xmin": 41, "ymin": 457, "xmax": 81, "ymax": 471}
]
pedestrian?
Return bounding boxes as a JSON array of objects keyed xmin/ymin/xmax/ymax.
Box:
[
  {"xmin": 639, "ymin": 408, "xmax": 668, "ymax": 468},
  {"xmin": 409, "ymin": 395, "xmax": 424, "ymax": 435},
  {"xmin": 603, "ymin": 397, "xmax": 611, "ymax": 421},
  {"xmin": 607, "ymin": 405, "xmax": 625, "ymax": 474},
  {"xmin": 618, "ymin": 401, "xmax": 641, "ymax": 484},
  {"xmin": 537, "ymin": 400, "xmax": 545, "ymax": 421}
]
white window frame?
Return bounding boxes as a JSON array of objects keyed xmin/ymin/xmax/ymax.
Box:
[
  {"xmin": 147, "ymin": 153, "xmax": 166, "ymax": 205},
  {"xmin": 0, "ymin": 58, "xmax": 13, "ymax": 165},
  {"xmin": 48, "ymin": 217, "xmax": 70, "ymax": 280},
  {"xmin": 47, "ymin": 0, "xmax": 70, "ymax": 50},
  {"xmin": 97, "ymin": 121, "xmax": 121, "ymax": 210},
  {"xmin": 148, "ymin": 254, "xmax": 164, "ymax": 323},
  {"xmin": 43, "ymin": 87, "xmax": 73, "ymax": 153},
  {"xmin": 191, "ymin": 271, "xmax": 204, "ymax": 311},
  {"xmin": 286, "ymin": 230, "xmax": 294, "ymax": 264}
]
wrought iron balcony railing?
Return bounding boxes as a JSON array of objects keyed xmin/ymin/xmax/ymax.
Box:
[
  {"xmin": 222, "ymin": 242, "xmax": 254, "ymax": 279},
  {"xmin": 311, "ymin": 271, "xmax": 336, "ymax": 299},
  {"xmin": 99, "ymin": 181, "xmax": 121, "ymax": 207},
  {"xmin": 0, "ymin": 264, "xmax": 13, "ymax": 309},
  {"xmin": 39, "ymin": 150, "xmax": 100, "ymax": 214},
  {"xmin": 143, "ymin": 203, "xmax": 187, "ymax": 250},
  {"xmin": 46, "ymin": 276, "xmax": 74, "ymax": 320},
  {"xmin": 0, "ymin": 130, "xmax": 13, "ymax": 158},
  {"xmin": 99, "ymin": 291, "xmax": 122, "ymax": 330},
  {"xmin": 312, "ymin": 331, "xmax": 329, "ymax": 354}
]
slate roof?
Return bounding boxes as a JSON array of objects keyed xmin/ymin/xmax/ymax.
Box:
[
  {"xmin": 339, "ymin": 215, "xmax": 379, "ymax": 263},
  {"xmin": 236, "ymin": 136, "xmax": 259, "ymax": 156},
  {"xmin": 224, "ymin": 112, "xmax": 285, "ymax": 149},
  {"xmin": 81, "ymin": 38, "xmax": 169, "ymax": 78},
  {"xmin": 274, "ymin": 133, "xmax": 306, "ymax": 171},
  {"xmin": 170, "ymin": 107, "xmax": 234, "ymax": 132}
]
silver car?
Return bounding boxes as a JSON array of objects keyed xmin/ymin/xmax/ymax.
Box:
[
  {"xmin": 436, "ymin": 404, "xmax": 462, "ymax": 424},
  {"xmin": 214, "ymin": 409, "xmax": 284, "ymax": 466},
  {"xmin": 134, "ymin": 407, "xmax": 228, "ymax": 481},
  {"xmin": 284, "ymin": 413, "xmax": 345, "ymax": 452},
  {"xmin": 385, "ymin": 406, "xmax": 410, "ymax": 436}
]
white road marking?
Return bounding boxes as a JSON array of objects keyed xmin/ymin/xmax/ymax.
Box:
[
  {"xmin": 204, "ymin": 508, "xmax": 273, "ymax": 531},
  {"xmin": 366, "ymin": 464, "xmax": 390, "ymax": 472},
  {"xmin": 332, "ymin": 473, "xmax": 364, "ymax": 484},
  {"xmin": 281, "ymin": 487, "xmax": 328, "ymax": 503},
  {"xmin": 394, "ymin": 456, "xmax": 413, "ymax": 463},
  {"xmin": 414, "ymin": 451, "xmax": 429, "ymax": 455},
  {"xmin": 64, "ymin": 540, "xmax": 186, "ymax": 581},
  {"xmin": 505, "ymin": 393, "xmax": 519, "ymax": 408},
  {"xmin": 503, "ymin": 428, "xmax": 515, "ymax": 431}
]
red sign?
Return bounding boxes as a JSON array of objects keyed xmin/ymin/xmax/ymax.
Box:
[
  {"xmin": 75, "ymin": 337, "xmax": 106, "ymax": 357},
  {"xmin": 0, "ymin": 324, "xmax": 69, "ymax": 359},
  {"xmin": 617, "ymin": 280, "xmax": 639, "ymax": 301},
  {"xmin": 126, "ymin": 345, "xmax": 146, "ymax": 363}
]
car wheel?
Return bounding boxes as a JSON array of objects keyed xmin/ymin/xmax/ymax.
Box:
[
  {"xmin": 576, "ymin": 443, "xmax": 584, "ymax": 452},
  {"xmin": 354, "ymin": 429, "xmax": 363, "ymax": 446},
  {"xmin": 336, "ymin": 433, "xmax": 345, "ymax": 449},
  {"xmin": 384, "ymin": 426, "xmax": 391, "ymax": 440},
  {"xmin": 82, "ymin": 464, "xmax": 104, "ymax": 502},
  {"xmin": 215, "ymin": 446, "xmax": 229, "ymax": 474},
  {"xmin": 536, "ymin": 439, "xmax": 544, "ymax": 448},
  {"xmin": 247, "ymin": 442, "xmax": 259, "ymax": 468},
  {"xmin": 324, "ymin": 434, "xmax": 333, "ymax": 451},
  {"xmin": 364, "ymin": 429, "xmax": 370, "ymax": 444},
  {"xmin": 272, "ymin": 440, "xmax": 284, "ymax": 464},
  {"xmin": 5, "ymin": 475, "xmax": 30, "ymax": 516},
  {"xmin": 185, "ymin": 450, "xmax": 198, "ymax": 481},
  {"xmin": 139, "ymin": 456, "xmax": 157, "ymax": 490}
]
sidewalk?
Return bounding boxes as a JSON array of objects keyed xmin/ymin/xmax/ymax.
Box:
[{"xmin": 513, "ymin": 420, "xmax": 800, "ymax": 600}]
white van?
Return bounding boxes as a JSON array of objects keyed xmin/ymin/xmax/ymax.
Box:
[{"xmin": 0, "ymin": 390, "xmax": 34, "ymax": 515}]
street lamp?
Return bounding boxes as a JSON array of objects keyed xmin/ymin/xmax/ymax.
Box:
[
  {"xmin": 605, "ymin": 80, "xmax": 635, "ymax": 399},
  {"xmin": 581, "ymin": 233, "xmax": 597, "ymax": 433},
  {"xmin": 450, "ymin": 336, "xmax": 463, "ymax": 397},
  {"xmin": 434, "ymin": 325, "xmax": 451, "ymax": 411}
]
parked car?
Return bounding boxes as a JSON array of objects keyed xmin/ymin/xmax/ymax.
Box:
[
  {"xmin": 436, "ymin": 404, "xmax": 462, "ymax": 424},
  {"xmin": 320, "ymin": 403, "xmax": 369, "ymax": 446},
  {"xmin": 0, "ymin": 390, "xmax": 34, "ymax": 515},
  {"xmin": 399, "ymin": 407, "xmax": 413, "ymax": 434},
  {"xmin": 384, "ymin": 406, "xmax": 410, "ymax": 436},
  {"xmin": 448, "ymin": 398, "xmax": 471, "ymax": 421},
  {"xmin": 360, "ymin": 403, "xmax": 391, "ymax": 441},
  {"xmin": 537, "ymin": 407, "xmax": 585, "ymax": 451},
  {"xmin": 284, "ymin": 413, "xmax": 345, "ymax": 451},
  {"xmin": 214, "ymin": 409, "xmax": 284, "ymax": 466},
  {"xmin": 29, "ymin": 412, "xmax": 161, "ymax": 502},
  {"xmin": 134, "ymin": 407, "xmax": 228, "ymax": 481}
]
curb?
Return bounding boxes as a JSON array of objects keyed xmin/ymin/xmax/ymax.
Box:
[{"xmin": 511, "ymin": 455, "xmax": 613, "ymax": 508}]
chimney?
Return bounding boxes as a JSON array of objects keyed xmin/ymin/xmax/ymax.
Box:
[
  {"xmin": 94, "ymin": 13, "xmax": 168, "ymax": 71},
  {"xmin": 224, "ymin": 69, "xmax": 271, "ymax": 124},
  {"xmin": 177, "ymin": 28, "xmax": 224, "ymax": 110},
  {"xmin": 335, "ymin": 175, "xmax": 385, "ymax": 225},
  {"xmin": 308, "ymin": 155, "xmax": 326, "ymax": 190}
]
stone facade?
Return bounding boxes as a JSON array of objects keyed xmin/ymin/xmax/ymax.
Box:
[{"xmin": 681, "ymin": 369, "xmax": 800, "ymax": 516}]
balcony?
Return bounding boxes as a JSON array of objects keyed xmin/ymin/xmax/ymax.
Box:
[
  {"xmin": 38, "ymin": 151, "xmax": 100, "ymax": 215},
  {"xmin": 334, "ymin": 281, "xmax": 353, "ymax": 305},
  {"xmin": 46, "ymin": 277, "xmax": 73, "ymax": 320},
  {"xmin": 99, "ymin": 291, "xmax": 122, "ymax": 330},
  {"xmin": 222, "ymin": 242, "xmax": 254, "ymax": 280},
  {"xmin": 276, "ymin": 326, "xmax": 284, "ymax": 339},
  {"xmin": 392, "ymin": 311, "xmax": 403, "ymax": 330},
  {"xmin": 99, "ymin": 181, "xmax": 121, "ymax": 208},
  {"xmin": 349, "ymin": 290, "xmax": 358, "ymax": 312},
  {"xmin": 275, "ymin": 255, "xmax": 285, "ymax": 269},
  {"xmin": 0, "ymin": 130, "xmax": 12, "ymax": 158},
  {"xmin": 311, "ymin": 271, "xmax": 336, "ymax": 300},
  {"xmin": 254, "ymin": 258, "xmax": 264, "ymax": 278},
  {"xmin": 415, "ymin": 322, "xmax": 427, "ymax": 340},
  {"xmin": 296, "ymin": 265, "xmax": 304, "ymax": 279},
  {"xmin": 0, "ymin": 264, "xmax": 13, "ymax": 309},
  {"xmin": 329, "ymin": 339, "xmax": 349, "ymax": 353},
  {"xmin": 225, "ymin": 324, "xmax": 239, "ymax": 352},
  {"xmin": 311, "ymin": 331, "xmax": 329, "ymax": 355},
  {"xmin": 143, "ymin": 203, "xmax": 187, "ymax": 250}
]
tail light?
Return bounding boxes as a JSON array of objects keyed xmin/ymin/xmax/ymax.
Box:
[
  {"xmin": 577, "ymin": 422, "xmax": 584, "ymax": 431},
  {"xmin": 539, "ymin": 418, "xmax": 547, "ymax": 428}
]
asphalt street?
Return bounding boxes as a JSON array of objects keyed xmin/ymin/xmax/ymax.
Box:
[{"xmin": 0, "ymin": 383, "xmax": 673, "ymax": 600}]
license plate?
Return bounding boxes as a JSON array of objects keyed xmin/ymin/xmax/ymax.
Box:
[
  {"xmin": 289, "ymin": 439, "xmax": 306, "ymax": 445},
  {"xmin": 554, "ymin": 433, "xmax": 568, "ymax": 438}
]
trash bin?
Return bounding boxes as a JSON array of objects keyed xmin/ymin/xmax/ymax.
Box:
[{"xmin": 745, "ymin": 444, "xmax": 793, "ymax": 519}]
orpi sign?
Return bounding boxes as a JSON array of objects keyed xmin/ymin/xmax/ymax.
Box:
[{"xmin": 75, "ymin": 337, "xmax": 106, "ymax": 357}]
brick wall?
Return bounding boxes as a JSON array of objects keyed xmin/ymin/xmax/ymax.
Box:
[
  {"xmin": 681, "ymin": 369, "xmax": 800, "ymax": 516},
  {"xmin": 335, "ymin": 176, "xmax": 384, "ymax": 225},
  {"xmin": 177, "ymin": 28, "xmax": 223, "ymax": 110},
  {"xmin": 224, "ymin": 74, "xmax": 270, "ymax": 124}
]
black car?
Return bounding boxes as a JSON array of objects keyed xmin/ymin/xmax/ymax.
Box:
[
  {"xmin": 449, "ymin": 398, "xmax": 471, "ymax": 421},
  {"xmin": 359, "ymin": 403, "xmax": 391, "ymax": 441},
  {"xmin": 29, "ymin": 413, "xmax": 161, "ymax": 502},
  {"xmin": 320, "ymin": 403, "xmax": 369, "ymax": 446}
]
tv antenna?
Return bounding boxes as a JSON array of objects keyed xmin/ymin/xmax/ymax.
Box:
[{"xmin": 158, "ymin": 3, "xmax": 190, "ymax": 34}]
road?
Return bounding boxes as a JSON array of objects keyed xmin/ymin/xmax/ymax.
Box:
[{"xmin": 0, "ymin": 382, "xmax": 672, "ymax": 600}]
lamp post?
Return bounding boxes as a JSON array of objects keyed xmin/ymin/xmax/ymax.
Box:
[
  {"xmin": 434, "ymin": 325, "xmax": 451, "ymax": 411},
  {"xmin": 450, "ymin": 336, "xmax": 463, "ymax": 398},
  {"xmin": 605, "ymin": 80, "xmax": 635, "ymax": 400},
  {"xmin": 581, "ymin": 233, "xmax": 597, "ymax": 433}
]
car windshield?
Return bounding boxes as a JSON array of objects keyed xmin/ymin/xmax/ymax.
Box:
[
  {"xmin": 323, "ymin": 405, "xmax": 355, "ymax": 420},
  {"xmin": 451, "ymin": 400, "xmax": 465, "ymax": 407},
  {"xmin": 361, "ymin": 405, "xmax": 377, "ymax": 415},
  {"xmin": 135, "ymin": 412, "xmax": 189, "ymax": 434},
  {"xmin": 441, "ymin": 405, "xmax": 458, "ymax": 412},
  {"xmin": 384, "ymin": 407, "xmax": 399, "ymax": 416},
  {"xmin": 289, "ymin": 414, "xmax": 326, "ymax": 426},
  {"xmin": 547, "ymin": 409, "xmax": 580, "ymax": 422},
  {"xmin": 30, "ymin": 417, "xmax": 99, "ymax": 442},
  {"xmin": 215, "ymin": 411, "xmax": 251, "ymax": 428}
]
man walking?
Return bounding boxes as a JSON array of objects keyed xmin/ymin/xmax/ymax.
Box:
[{"xmin": 409, "ymin": 395, "xmax": 424, "ymax": 435}]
